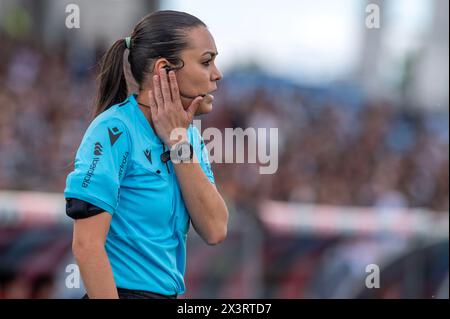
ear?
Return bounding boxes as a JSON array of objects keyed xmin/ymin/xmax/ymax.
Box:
[{"xmin": 153, "ymin": 58, "xmax": 171, "ymax": 74}]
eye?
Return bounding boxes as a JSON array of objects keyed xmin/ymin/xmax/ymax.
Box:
[{"xmin": 202, "ymin": 60, "xmax": 212, "ymax": 67}]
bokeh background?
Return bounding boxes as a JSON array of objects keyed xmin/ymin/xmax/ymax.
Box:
[{"xmin": 0, "ymin": 0, "xmax": 448, "ymax": 299}]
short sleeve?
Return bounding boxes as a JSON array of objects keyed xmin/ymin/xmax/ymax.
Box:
[
  {"xmin": 64, "ymin": 117, "xmax": 131, "ymax": 215},
  {"xmin": 190, "ymin": 126, "xmax": 215, "ymax": 184}
]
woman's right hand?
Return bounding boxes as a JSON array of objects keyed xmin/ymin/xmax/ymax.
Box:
[{"xmin": 147, "ymin": 69, "xmax": 204, "ymax": 148}]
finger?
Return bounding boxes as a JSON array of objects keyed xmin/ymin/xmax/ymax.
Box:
[
  {"xmin": 203, "ymin": 93, "xmax": 214, "ymax": 104},
  {"xmin": 186, "ymin": 96, "xmax": 203, "ymax": 119},
  {"xmin": 153, "ymin": 74, "xmax": 164, "ymax": 108},
  {"xmin": 168, "ymin": 71, "xmax": 182, "ymax": 107},
  {"xmin": 147, "ymin": 89, "xmax": 158, "ymax": 118},
  {"xmin": 159, "ymin": 68, "xmax": 172, "ymax": 104}
]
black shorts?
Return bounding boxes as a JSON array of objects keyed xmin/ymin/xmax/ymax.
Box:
[{"xmin": 82, "ymin": 288, "xmax": 177, "ymax": 299}]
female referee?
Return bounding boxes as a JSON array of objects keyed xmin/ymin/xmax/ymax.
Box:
[{"xmin": 64, "ymin": 10, "xmax": 228, "ymax": 299}]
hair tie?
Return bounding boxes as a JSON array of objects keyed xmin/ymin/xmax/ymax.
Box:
[{"xmin": 125, "ymin": 36, "xmax": 131, "ymax": 49}]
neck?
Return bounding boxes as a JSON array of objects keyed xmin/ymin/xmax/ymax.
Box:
[{"xmin": 136, "ymin": 92, "xmax": 155, "ymax": 132}]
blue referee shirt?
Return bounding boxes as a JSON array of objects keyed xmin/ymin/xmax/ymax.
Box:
[{"xmin": 64, "ymin": 94, "xmax": 215, "ymax": 295}]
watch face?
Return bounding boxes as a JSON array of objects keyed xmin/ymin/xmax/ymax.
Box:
[{"xmin": 171, "ymin": 141, "xmax": 193, "ymax": 163}]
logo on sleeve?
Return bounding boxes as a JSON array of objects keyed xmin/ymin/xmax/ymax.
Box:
[
  {"xmin": 82, "ymin": 141, "xmax": 103, "ymax": 188},
  {"xmin": 94, "ymin": 142, "xmax": 103, "ymax": 156},
  {"xmin": 108, "ymin": 127, "xmax": 123, "ymax": 146}
]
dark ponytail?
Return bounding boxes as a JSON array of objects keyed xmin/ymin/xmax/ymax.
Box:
[
  {"xmin": 92, "ymin": 39, "xmax": 128, "ymax": 118},
  {"xmin": 92, "ymin": 10, "xmax": 206, "ymax": 119}
]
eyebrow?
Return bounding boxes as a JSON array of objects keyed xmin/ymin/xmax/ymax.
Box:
[{"xmin": 202, "ymin": 51, "xmax": 218, "ymax": 58}]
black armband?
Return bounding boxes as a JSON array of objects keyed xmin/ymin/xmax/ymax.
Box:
[{"xmin": 66, "ymin": 198, "xmax": 104, "ymax": 220}]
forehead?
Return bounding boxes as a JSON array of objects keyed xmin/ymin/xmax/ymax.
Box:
[{"xmin": 182, "ymin": 27, "xmax": 218, "ymax": 58}]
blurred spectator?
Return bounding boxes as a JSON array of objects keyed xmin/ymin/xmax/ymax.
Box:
[{"xmin": 0, "ymin": 31, "xmax": 448, "ymax": 213}]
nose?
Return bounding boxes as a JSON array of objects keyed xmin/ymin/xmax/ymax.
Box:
[{"xmin": 211, "ymin": 64, "xmax": 223, "ymax": 82}]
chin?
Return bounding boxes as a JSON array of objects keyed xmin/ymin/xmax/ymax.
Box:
[{"xmin": 195, "ymin": 101, "xmax": 213, "ymax": 115}]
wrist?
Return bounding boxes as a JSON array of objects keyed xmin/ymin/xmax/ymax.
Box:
[
  {"xmin": 166, "ymin": 128, "xmax": 188, "ymax": 148},
  {"xmin": 170, "ymin": 140, "xmax": 193, "ymax": 164},
  {"xmin": 166, "ymin": 137, "xmax": 188, "ymax": 149}
]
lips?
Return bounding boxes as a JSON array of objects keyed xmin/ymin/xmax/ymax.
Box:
[
  {"xmin": 202, "ymin": 89, "xmax": 216, "ymax": 102},
  {"xmin": 203, "ymin": 93, "xmax": 214, "ymax": 102}
]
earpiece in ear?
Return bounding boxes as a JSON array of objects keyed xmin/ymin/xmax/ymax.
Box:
[{"xmin": 163, "ymin": 65, "xmax": 172, "ymax": 74}]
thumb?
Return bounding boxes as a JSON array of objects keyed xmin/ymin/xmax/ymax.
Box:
[{"xmin": 186, "ymin": 96, "xmax": 203, "ymax": 118}]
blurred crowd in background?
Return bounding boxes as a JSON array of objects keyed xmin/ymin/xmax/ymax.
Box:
[{"xmin": 0, "ymin": 32, "xmax": 448, "ymax": 213}]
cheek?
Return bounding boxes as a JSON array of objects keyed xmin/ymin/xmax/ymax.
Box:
[
  {"xmin": 179, "ymin": 96, "xmax": 191, "ymax": 110},
  {"xmin": 174, "ymin": 72, "xmax": 188, "ymax": 89},
  {"xmin": 177, "ymin": 66, "xmax": 209, "ymax": 87}
]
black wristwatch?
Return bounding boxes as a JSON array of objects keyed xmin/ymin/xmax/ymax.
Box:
[{"xmin": 170, "ymin": 141, "xmax": 193, "ymax": 163}]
